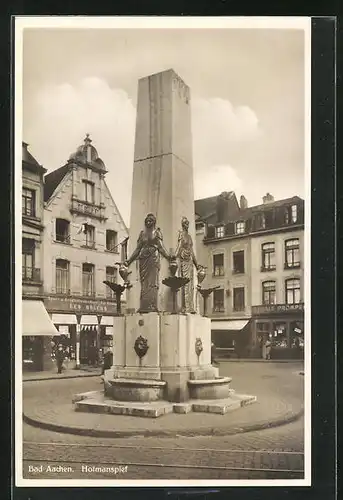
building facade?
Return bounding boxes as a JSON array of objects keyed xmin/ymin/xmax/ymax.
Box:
[
  {"xmin": 43, "ymin": 135, "xmax": 129, "ymax": 367},
  {"xmin": 22, "ymin": 142, "xmax": 58, "ymax": 371},
  {"xmin": 195, "ymin": 191, "xmax": 305, "ymax": 359}
]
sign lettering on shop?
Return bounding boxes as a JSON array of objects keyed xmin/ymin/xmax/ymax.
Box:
[
  {"xmin": 44, "ymin": 295, "xmax": 117, "ymax": 314},
  {"xmin": 252, "ymin": 303, "xmax": 304, "ymax": 316}
]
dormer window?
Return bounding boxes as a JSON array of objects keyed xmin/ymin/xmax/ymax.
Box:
[
  {"xmin": 235, "ymin": 221, "xmax": 245, "ymax": 234},
  {"xmin": 215, "ymin": 225, "xmax": 224, "ymax": 238},
  {"xmin": 291, "ymin": 205, "xmax": 297, "ymax": 223}
]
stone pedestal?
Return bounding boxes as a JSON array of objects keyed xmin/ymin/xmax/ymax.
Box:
[{"xmin": 105, "ymin": 311, "xmax": 216, "ymax": 402}]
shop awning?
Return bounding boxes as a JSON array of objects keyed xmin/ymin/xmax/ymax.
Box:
[
  {"xmin": 51, "ymin": 314, "xmax": 77, "ymax": 325},
  {"xmin": 81, "ymin": 315, "xmax": 98, "ymax": 325},
  {"xmin": 22, "ymin": 300, "xmax": 59, "ymax": 336},
  {"xmin": 211, "ymin": 320, "xmax": 249, "ymax": 331}
]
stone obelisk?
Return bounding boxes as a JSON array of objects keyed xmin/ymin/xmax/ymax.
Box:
[{"xmin": 127, "ymin": 69, "xmax": 196, "ymax": 313}]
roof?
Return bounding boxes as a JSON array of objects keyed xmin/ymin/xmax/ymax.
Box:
[
  {"xmin": 22, "ymin": 142, "xmax": 46, "ymax": 173},
  {"xmin": 194, "ymin": 191, "xmax": 235, "ymax": 220},
  {"xmin": 232, "ymin": 196, "xmax": 304, "ymax": 222},
  {"xmin": 69, "ymin": 134, "xmax": 106, "ymax": 171},
  {"xmin": 44, "ymin": 164, "xmax": 70, "ymax": 202}
]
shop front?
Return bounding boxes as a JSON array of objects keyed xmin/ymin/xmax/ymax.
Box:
[
  {"xmin": 251, "ymin": 303, "xmax": 304, "ymax": 359},
  {"xmin": 211, "ymin": 319, "xmax": 251, "ymax": 358},
  {"xmin": 22, "ymin": 298, "xmax": 59, "ymax": 371},
  {"xmin": 44, "ymin": 295, "xmax": 116, "ymax": 368}
]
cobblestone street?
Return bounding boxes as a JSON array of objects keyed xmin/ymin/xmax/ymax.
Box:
[{"xmin": 21, "ymin": 362, "xmax": 305, "ymax": 480}]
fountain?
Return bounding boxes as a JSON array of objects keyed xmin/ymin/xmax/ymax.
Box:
[{"xmin": 72, "ymin": 69, "xmax": 256, "ymax": 417}]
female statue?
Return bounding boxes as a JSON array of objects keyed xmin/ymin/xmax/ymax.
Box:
[
  {"xmin": 175, "ymin": 216, "xmax": 199, "ymax": 313},
  {"xmin": 124, "ymin": 213, "xmax": 172, "ymax": 313}
]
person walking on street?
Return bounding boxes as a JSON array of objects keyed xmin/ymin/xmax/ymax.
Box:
[{"xmin": 55, "ymin": 345, "xmax": 65, "ymax": 374}]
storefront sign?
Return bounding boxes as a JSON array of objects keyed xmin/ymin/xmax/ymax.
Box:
[
  {"xmin": 252, "ymin": 303, "xmax": 304, "ymax": 316},
  {"xmin": 44, "ymin": 295, "xmax": 117, "ymax": 315}
]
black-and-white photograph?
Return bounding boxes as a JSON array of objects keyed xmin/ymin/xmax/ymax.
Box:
[{"xmin": 15, "ymin": 16, "xmax": 311, "ymax": 487}]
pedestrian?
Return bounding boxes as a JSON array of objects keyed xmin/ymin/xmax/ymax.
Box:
[
  {"xmin": 101, "ymin": 349, "xmax": 113, "ymax": 375},
  {"xmin": 211, "ymin": 341, "xmax": 218, "ymax": 365},
  {"xmin": 55, "ymin": 345, "xmax": 64, "ymax": 374},
  {"xmin": 265, "ymin": 337, "xmax": 272, "ymax": 360}
]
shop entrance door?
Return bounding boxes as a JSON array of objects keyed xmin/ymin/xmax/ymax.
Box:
[{"xmin": 80, "ymin": 327, "xmax": 97, "ymax": 365}]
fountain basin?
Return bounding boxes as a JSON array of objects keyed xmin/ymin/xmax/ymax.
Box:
[
  {"xmin": 106, "ymin": 378, "xmax": 166, "ymax": 402},
  {"xmin": 188, "ymin": 376, "xmax": 232, "ymax": 400}
]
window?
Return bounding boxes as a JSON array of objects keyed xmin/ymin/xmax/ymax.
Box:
[
  {"xmin": 106, "ymin": 266, "xmax": 117, "ymax": 298},
  {"xmin": 233, "ymin": 287, "xmax": 245, "ymax": 311},
  {"xmin": 285, "ymin": 278, "xmax": 301, "ymax": 305},
  {"xmin": 83, "ymin": 180, "xmax": 95, "ymax": 203},
  {"xmin": 22, "ymin": 188, "xmax": 36, "ymax": 217},
  {"xmin": 291, "ymin": 205, "xmax": 297, "ymax": 223},
  {"xmin": 261, "ymin": 242, "xmax": 276, "ymax": 271},
  {"xmin": 213, "ymin": 253, "xmax": 224, "ymax": 276},
  {"xmin": 272, "ymin": 323, "xmax": 288, "ymax": 348},
  {"xmin": 84, "ymin": 225, "xmax": 95, "ymax": 248},
  {"xmin": 285, "ymin": 239, "xmax": 300, "ymax": 268},
  {"xmin": 233, "ymin": 250, "xmax": 245, "ymax": 274},
  {"xmin": 56, "ymin": 259, "xmax": 70, "ymax": 294},
  {"xmin": 262, "ymin": 281, "xmax": 276, "ymax": 305},
  {"xmin": 213, "ymin": 289, "xmax": 224, "ymax": 312},
  {"xmin": 22, "ymin": 238, "xmax": 35, "ymax": 280},
  {"xmin": 55, "ymin": 219, "xmax": 70, "ymax": 243},
  {"xmin": 215, "ymin": 226, "xmax": 224, "ymax": 238},
  {"xmin": 284, "ymin": 208, "xmax": 290, "ymax": 224},
  {"xmin": 235, "ymin": 221, "xmax": 245, "ymax": 234},
  {"xmin": 106, "ymin": 230, "xmax": 118, "ymax": 252},
  {"xmin": 82, "ymin": 263, "xmax": 95, "ymax": 296}
]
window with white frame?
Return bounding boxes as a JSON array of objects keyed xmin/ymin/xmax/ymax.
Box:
[
  {"xmin": 262, "ymin": 281, "xmax": 276, "ymax": 305},
  {"xmin": 235, "ymin": 221, "xmax": 245, "ymax": 234},
  {"xmin": 285, "ymin": 278, "xmax": 301, "ymax": 305},
  {"xmin": 261, "ymin": 242, "xmax": 276, "ymax": 270},
  {"xmin": 56, "ymin": 259, "xmax": 70, "ymax": 294},
  {"xmin": 285, "ymin": 239, "xmax": 300, "ymax": 268},
  {"xmin": 83, "ymin": 180, "xmax": 95, "ymax": 203},
  {"xmin": 82, "ymin": 263, "xmax": 95, "ymax": 296},
  {"xmin": 84, "ymin": 225, "xmax": 95, "ymax": 248},
  {"xmin": 213, "ymin": 253, "xmax": 224, "ymax": 276},
  {"xmin": 215, "ymin": 225, "xmax": 224, "ymax": 238}
]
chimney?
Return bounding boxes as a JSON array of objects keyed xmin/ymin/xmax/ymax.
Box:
[
  {"xmin": 263, "ymin": 193, "xmax": 274, "ymax": 204},
  {"xmin": 216, "ymin": 192, "xmax": 229, "ymax": 222},
  {"xmin": 240, "ymin": 195, "xmax": 248, "ymax": 210}
]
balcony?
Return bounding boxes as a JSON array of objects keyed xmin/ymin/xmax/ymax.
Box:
[
  {"xmin": 252, "ymin": 302, "xmax": 304, "ymax": 316},
  {"xmin": 22, "ymin": 267, "xmax": 42, "ymax": 283},
  {"xmin": 70, "ymin": 197, "xmax": 107, "ymax": 221},
  {"xmin": 55, "ymin": 234, "xmax": 71, "ymax": 245},
  {"xmin": 261, "ymin": 265, "xmax": 276, "ymax": 272},
  {"xmin": 284, "ymin": 262, "xmax": 301, "ymax": 270}
]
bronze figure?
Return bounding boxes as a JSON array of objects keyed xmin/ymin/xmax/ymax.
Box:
[
  {"xmin": 175, "ymin": 216, "xmax": 199, "ymax": 313},
  {"xmin": 123, "ymin": 213, "xmax": 172, "ymax": 313}
]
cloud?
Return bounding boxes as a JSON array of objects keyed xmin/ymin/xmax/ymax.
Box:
[
  {"xmin": 194, "ymin": 164, "xmax": 243, "ymax": 200},
  {"xmin": 192, "ymin": 97, "xmax": 261, "ymax": 171},
  {"xmin": 25, "ymin": 77, "xmax": 136, "ymax": 225},
  {"xmin": 24, "ymin": 78, "xmax": 261, "ymax": 224}
]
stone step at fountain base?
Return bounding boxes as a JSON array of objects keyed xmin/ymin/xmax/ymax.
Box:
[{"xmin": 72, "ymin": 390, "xmax": 257, "ymax": 418}]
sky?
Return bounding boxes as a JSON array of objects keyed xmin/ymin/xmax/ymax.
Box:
[{"xmin": 22, "ymin": 25, "xmax": 306, "ymax": 226}]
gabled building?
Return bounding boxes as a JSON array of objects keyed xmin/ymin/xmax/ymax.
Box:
[
  {"xmin": 43, "ymin": 135, "xmax": 129, "ymax": 367},
  {"xmin": 22, "ymin": 142, "xmax": 59, "ymax": 371},
  {"xmin": 195, "ymin": 191, "xmax": 305, "ymax": 359}
]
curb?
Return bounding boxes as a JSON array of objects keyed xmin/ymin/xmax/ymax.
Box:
[
  {"xmin": 23, "ymin": 407, "xmax": 304, "ymax": 439},
  {"xmin": 217, "ymin": 359, "xmax": 304, "ymax": 363},
  {"xmin": 23, "ymin": 373, "xmax": 100, "ymax": 382}
]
